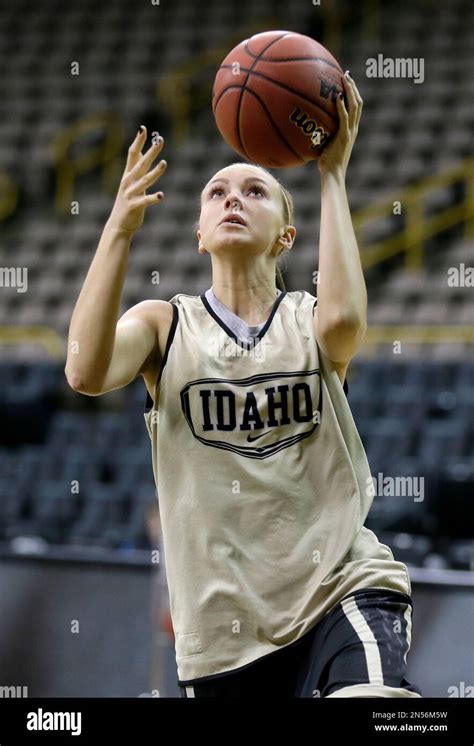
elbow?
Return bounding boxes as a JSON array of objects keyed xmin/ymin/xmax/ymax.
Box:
[
  {"xmin": 64, "ymin": 366, "xmax": 101, "ymax": 396},
  {"xmin": 342, "ymin": 313, "xmax": 367, "ymax": 343},
  {"xmin": 318, "ymin": 314, "xmax": 367, "ymax": 362},
  {"xmin": 320, "ymin": 310, "xmax": 366, "ymax": 338},
  {"xmin": 65, "ymin": 366, "xmax": 80, "ymax": 391}
]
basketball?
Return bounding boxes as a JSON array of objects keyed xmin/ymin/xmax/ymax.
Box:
[{"xmin": 212, "ymin": 30, "xmax": 344, "ymax": 169}]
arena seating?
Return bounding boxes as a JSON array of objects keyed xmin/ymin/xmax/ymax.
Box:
[{"xmin": 0, "ymin": 359, "xmax": 471, "ymax": 570}]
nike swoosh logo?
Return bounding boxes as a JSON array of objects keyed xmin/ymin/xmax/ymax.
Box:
[{"xmin": 247, "ymin": 431, "xmax": 268, "ymax": 442}]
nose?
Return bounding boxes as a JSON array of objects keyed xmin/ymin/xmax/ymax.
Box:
[{"xmin": 224, "ymin": 192, "xmax": 242, "ymax": 210}]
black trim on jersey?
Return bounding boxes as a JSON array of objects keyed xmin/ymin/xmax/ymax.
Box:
[
  {"xmin": 177, "ymin": 588, "xmax": 413, "ymax": 687},
  {"xmin": 337, "ymin": 587, "xmax": 412, "ymax": 607},
  {"xmin": 178, "ymin": 626, "xmax": 314, "ymax": 687},
  {"xmin": 144, "ymin": 302, "xmax": 179, "ymax": 413},
  {"xmin": 312, "ymin": 298, "xmax": 349, "ymax": 398},
  {"xmin": 200, "ymin": 291, "xmax": 287, "ymax": 350}
]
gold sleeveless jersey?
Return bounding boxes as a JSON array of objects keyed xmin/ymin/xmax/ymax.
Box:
[{"xmin": 143, "ymin": 290, "xmax": 411, "ymax": 683}]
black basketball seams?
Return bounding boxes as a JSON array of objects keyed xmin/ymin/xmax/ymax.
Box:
[
  {"xmin": 245, "ymin": 47, "xmax": 342, "ymax": 75},
  {"xmin": 213, "ymin": 85, "xmax": 307, "ymax": 164},
  {"xmin": 235, "ymin": 32, "xmax": 292, "ymax": 159},
  {"xmin": 244, "ymin": 31, "xmax": 293, "ymax": 59},
  {"xmin": 239, "ymin": 87, "xmax": 306, "ymax": 164},
  {"xmin": 217, "ymin": 63, "xmax": 338, "ymax": 125}
]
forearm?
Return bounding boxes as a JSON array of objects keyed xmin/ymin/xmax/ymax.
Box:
[
  {"xmin": 65, "ymin": 219, "xmax": 134, "ymax": 389},
  {"xmin": 317, "ymin": 169, "xmax": 367, "ymax": 330}
]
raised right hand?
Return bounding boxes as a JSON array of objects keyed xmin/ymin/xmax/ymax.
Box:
[{"xmin": 109, "ymin": 125, "xmax": 167, "ymax": 234}]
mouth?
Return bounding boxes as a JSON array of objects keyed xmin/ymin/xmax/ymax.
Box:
[{"xmin": 220, "ymin": 213, "xmax": 247, "ymax": 227}]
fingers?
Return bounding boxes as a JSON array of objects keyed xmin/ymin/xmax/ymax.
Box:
[
  {"xmin": 135, "ymin": 190, "xmax": 165, "ymax": 207},
  {"xmin": 342, "ymin": 71, "xmax": 363, "ymax": 130},
  {"xmin": 129, "ymin": 158, "xmax": 167, "ymax": 196},
  {"xmin": 127, "ymin": 134, "xmax": 165, "ymax": 181},
  {"xmin": 125, "ymin": 125, "xmax": 147, "ymax": 173},
  {"xmin": 335, "ymin": 90, "xmax": 349, "ymax": 137}
]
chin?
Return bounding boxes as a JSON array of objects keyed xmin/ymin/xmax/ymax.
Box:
[{"xmin": 214, "ymin": 236, "xmax": 251, "ymax": 249}]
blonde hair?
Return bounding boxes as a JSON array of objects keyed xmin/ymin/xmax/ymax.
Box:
[{"xmin": 196, "ymin": 162, "xmax": 295, "ymax": 292}]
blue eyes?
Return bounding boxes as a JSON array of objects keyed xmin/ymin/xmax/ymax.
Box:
[{"xmin": 209, "ymin": 185, "xmax": 265, "ymax": 198}]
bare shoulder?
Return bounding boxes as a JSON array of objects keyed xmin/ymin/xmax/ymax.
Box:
[
  {"xmin": 129, "ymin": 300, "xmax": 174, "ymax": 400},
  {"xmin": 130, "ymin": 299, "xmax": 174, "ymax": 346}
]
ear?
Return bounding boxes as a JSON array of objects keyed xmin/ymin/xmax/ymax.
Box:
[
  {"xmin": 276, "ymin": 225, "xmax": 296, "ymax": 251},
  {"xmin": 197, "ymin": 229, "xmax": 206, "ymax": 255}
]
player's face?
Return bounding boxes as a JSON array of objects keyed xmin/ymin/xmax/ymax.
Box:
[{"xmin": 198, "ymin": 167, "xmax": 283, "ymax": 257}]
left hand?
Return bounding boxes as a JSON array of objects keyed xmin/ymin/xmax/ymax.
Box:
[{"xmin": 317, "ymin": 71, "xmax": 363, "ymax": 178}]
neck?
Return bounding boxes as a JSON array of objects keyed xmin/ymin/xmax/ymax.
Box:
[{"xmin": 211, "ymin": 282, "xmax": 279, "ymax": 325}]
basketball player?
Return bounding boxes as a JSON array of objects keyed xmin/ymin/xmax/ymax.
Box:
[{"xmin": 65, "ymin": 71, "xmax": 422, "ymax": 698}]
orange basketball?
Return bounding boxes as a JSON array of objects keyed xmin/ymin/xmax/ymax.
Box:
[{"xmin": 212, "ymin": 30, "xmax": 344, "ymax": 168}]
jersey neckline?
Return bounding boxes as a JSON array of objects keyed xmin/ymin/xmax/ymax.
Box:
[{"xmin": 199, "ymin": 291, "xmax": 287, "ymax": 350}]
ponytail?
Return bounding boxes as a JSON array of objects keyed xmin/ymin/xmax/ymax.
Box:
[
  {"xmin": 275, "ymin": 181, "xmax": 293, "ymax": 293},
  {"xmin": 276, "ymin": 265, "xmax": 286, "ymax": 292}
]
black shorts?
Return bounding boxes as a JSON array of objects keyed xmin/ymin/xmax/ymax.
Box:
[{"xmin": 179, "ymin": 588, "xmax": 423, "ymax": 699}]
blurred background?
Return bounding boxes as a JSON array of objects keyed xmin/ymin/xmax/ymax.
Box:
[{"xmin": 0, "ymin": 0, "xmax": 472, "ymax": 698}]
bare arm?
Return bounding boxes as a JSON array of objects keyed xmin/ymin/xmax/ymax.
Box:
[
  {"xmin": 67, "ymin": 297, "xmax": 170, "ymax": 396},
  {"xmin": 315, "ymin": 170, "xmax": 367, "ymax": 360},
  {"xmin": 65, "ymin": 126, "xmax": 168, "ymax": 395},
  {"xmin": 314, "ymin": 72, "xmax": 366, "ymax": 378}
]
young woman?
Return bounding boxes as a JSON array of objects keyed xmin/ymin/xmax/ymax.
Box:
[{"xmin": 66, "ymin": 72, "xmax": 421, "ymax": 698}]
